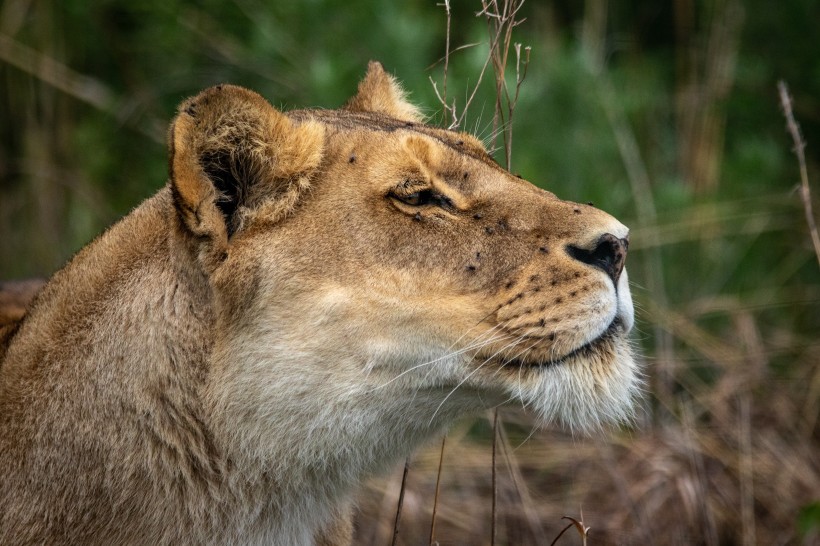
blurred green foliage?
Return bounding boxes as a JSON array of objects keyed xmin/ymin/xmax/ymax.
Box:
[{"xmin": 799, "ymin": 501, "xmax": 820, "ymax": 539}]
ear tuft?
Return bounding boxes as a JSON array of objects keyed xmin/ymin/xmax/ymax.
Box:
[{"xmin": 345, "ymin": 61, "xmax": 423, "ymax": 123}]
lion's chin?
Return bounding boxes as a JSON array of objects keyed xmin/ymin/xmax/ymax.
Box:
[{"xmin": 510, "ymin": 336, "xmax": 641, "ymax": 433}]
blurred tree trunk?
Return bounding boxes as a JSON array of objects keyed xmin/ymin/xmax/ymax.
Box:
[
  {"xmin": 675, "ymin": 0, "xmax": 744, "ymax": 194},
  {"xmin": 1, "ymin": 1, "xmax": 75, "ymax": 277}
]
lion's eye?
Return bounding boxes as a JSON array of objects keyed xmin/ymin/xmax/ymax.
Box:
[
  {"xmin": 392, "ymin": 188, "xmax": 455, "ymax": 209},
  {"xmin": 397, "ymin": 189, "xmax": 435, "ymax": 206}
]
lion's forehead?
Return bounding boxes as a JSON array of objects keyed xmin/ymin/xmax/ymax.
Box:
[{"xmin": 290, "ymin": 108, "xmax": 499, "ymax": 170}]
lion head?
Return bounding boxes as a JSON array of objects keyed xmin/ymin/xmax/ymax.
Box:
[{"xmin": 168, "ymin": 62, "xmax": 638, "ymax": 450}]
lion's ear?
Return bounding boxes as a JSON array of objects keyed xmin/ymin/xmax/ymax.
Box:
[
  {"xmin": 168, "ymin": 85, "xmax": 325, "ymax": 252},
  {"xmin": 345, "ymin": 61, "xmax": 423, "ymax": 123}
]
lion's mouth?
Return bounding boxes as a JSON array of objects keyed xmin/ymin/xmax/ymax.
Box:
[{"xmin": 482, "ymin": 317, "xmax": 625, "ymax": 370}]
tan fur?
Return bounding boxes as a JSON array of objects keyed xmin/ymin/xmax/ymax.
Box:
[
  {"xmin": 345, "ymin": 61, "xmax": 424, "ymax": 122},
  {"xmin": 0, "ymin": 62, "xmax": 639, "ymax": 545}
]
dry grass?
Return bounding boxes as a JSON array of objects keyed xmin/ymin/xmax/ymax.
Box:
[{"xmin": 354, "ymin": 364, "xmax": 819, "ymax": 544}]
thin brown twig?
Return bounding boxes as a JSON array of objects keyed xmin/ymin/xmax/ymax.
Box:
[
  {"xmin": 428, "ymin": 435, "xmax": 447, "ymax": 545},
  {"xmin": 457, "ymin": 26, "xmax": 502, "ymax": 129},
  {"xmin": 739, "ymin": 395, "xmax": 756, "ymax": 546},
  {"xmin": 442, "ymin": 0, "xmax": 451, "ymax": 122},
  {"xmin": 486, "ymin": 0, "xmax": 506, "ymax": 156},
  {"xmin": 480, "ymin": 0, "xmax": 528, "ymax": 168},
  {"xmin": 505, "ymin": 42, "xmax": 530, "ymax": 167},
  {"xmin": 561, "ymin": 514, "xmax": 590, "ymax": 546},
  {"xmin": 391, "ymin": 459, "xmax": 411, "ymax": 546},
  {"xmin": 512, "ymin": 42, "xmax": 531, "ymax": 110},
  {"xmin": 431, "ymin": 0, "xmax": 528, "ymax": 137},
  {"xmin": 549, "ymin": 510, "xmax": 590, "ymax": 546},
  {"xmin": 549, "ymin": 523, "xmax": 575, "ymax": 546},
  {"xmin": 428, "ymin": 77, "xmax": 457, "ymax": 130},
  {"xmin": 425, "ymin": 42, "xmax": 483, "ymax": 71},
  {"xmin": 777, "ymin": 80, "xmax": 820, "ymax": 270},
  {"xmin": 428, "ymin": 1, "xmax": 459, "ymax": 128}
]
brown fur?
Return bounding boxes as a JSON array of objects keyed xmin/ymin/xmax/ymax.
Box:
[{"xmin": 0, "ymin": 62, "xmax": 636, "ymax": 545}]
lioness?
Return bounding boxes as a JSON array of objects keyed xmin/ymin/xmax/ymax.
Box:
[{"xmin": 0, "ymin": 62, "xmax": 638, "ymax": 545}]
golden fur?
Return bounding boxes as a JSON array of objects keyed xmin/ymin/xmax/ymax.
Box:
[{"xmin": 0, "ymin": 62, "xmax": 638, "ymax": 545}]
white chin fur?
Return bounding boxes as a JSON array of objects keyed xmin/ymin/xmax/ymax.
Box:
[{"xmin": 519, "ymin": 338, "xmax": 641, "ymax": 433}]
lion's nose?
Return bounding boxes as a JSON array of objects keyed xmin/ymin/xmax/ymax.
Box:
[{"xmin": 566, "ymin": 233, "xmax": 628, "ymax": 285}]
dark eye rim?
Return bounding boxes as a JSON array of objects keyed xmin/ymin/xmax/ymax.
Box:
[
  {"xmin": 394, "ymin": 189, "xmax": 434, "ymax": 206},
  {"xmin": 389, "ymin": 188, "xmax": 454, "ymax": 209}
]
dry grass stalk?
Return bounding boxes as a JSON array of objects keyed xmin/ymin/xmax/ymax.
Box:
[
  {"xmin": 429, "ymin": 0, "xmax": 496, "ymax": 131},
  {"xmin": 479, "ymin": 0, "xmax": 530, "ymax": 168},
  {"xmin": 778, "ymin": 80, "xmax": 820, "ymax": 271},
  {"xmin": 427, "ymin": 436, "xmax": 446, "ymax": 545},
  {"xmin": 430, "ymin": 0, "xmax": 530, "ymax": 169},
  {"xmin": 490, "ymin": 411, "xmax": 498, "ymax": 545},
  {"xmin": 550, "ymin": 514, "xmax": 589, "ymax": 546},
  {"xmin": 390, "ymin": 459, "xmax": 411, "ymax": 546}
]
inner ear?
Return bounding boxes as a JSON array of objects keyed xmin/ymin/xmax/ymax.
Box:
[{"xmin": 201, "ymin": 149, "xmax": 249, "ymax": 237}]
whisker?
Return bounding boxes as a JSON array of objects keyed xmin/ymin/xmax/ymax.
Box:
[
  {"xmin": 427, "ymin": 360, "xmax": 490, "ymax": 425},
  {"xmin": 513, "ymin": 423, "xmax": 540, "ymax": 451},
  {"xmin": 412, "ymin": 327, "xmax": 515, "ymax": 398},
  {"xmin": 375, "ymin": 326, "xmax": 508, "ymax": 390},
  {"xmin": 428, "ymin": 334, "xmax": 528, "ymax": 424}
]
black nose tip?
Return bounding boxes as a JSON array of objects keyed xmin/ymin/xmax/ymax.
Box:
[{"xmin": 566, "ymin": 233, "xmax": 628, "ymax": 284}]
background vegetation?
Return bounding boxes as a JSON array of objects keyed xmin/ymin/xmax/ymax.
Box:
[{"xmin": 1, "ymin": 0, "xmax": 818, "ymax": 543}]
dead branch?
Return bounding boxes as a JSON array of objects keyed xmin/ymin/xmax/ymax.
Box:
[{"xmin": 777, "ymin": 80, "xmax": 820, "ymax": 270}]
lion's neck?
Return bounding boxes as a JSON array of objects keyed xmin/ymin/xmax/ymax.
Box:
[
  {"xmin": 1, "ymin": 190, "xmax": 236, "ymax": 541},
  {"xmin": 205, "ymin": 331, "xmax": 480, "ymax": 532}
]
